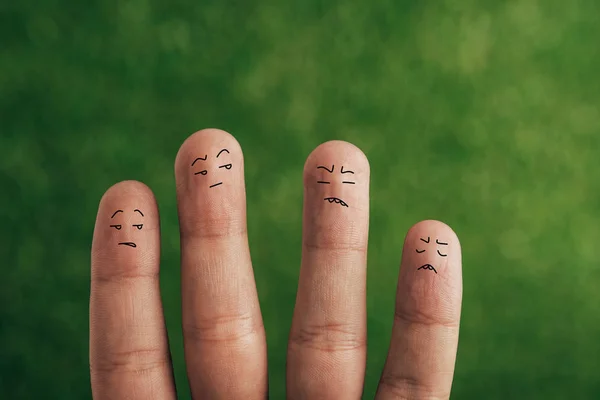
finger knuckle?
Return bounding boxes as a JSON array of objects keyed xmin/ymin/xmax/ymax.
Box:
[
  {"xmin": 289, "ymin": 321, "xmax": 366, "ymax": 353},
  {"xmin": 378, "ymin": 374, "xmax": 450, "ymax": 400},
  {"xmin": 394, "ymin": 306, "xmax": 459, "ymax": 330},
  {"xmin": 183, "ymin": 311, "xmax": 261, "ymax": 345},
  {"xmin": 91, "ymin": 346, "xmax": 170, "ymax": 374}
]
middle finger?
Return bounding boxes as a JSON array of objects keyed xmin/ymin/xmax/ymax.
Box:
[{"xmin": 175, "ymin": 129, "xmax": 268, "ymax": 399}]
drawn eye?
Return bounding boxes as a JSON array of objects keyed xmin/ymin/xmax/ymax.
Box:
[
  {"xmin": 133, "ymin": 224, "xmax": 143, "ymax": 230},
  {"xmin": 219, "ymin": 164, "xmax": 232, "ymax": 170},
  {"xmin": 110, "ymin": 224, "xmax": 122, "ymax": 230},
  {"xmin": 437, "ymin": 250, "xmax": 447, "ymax": 257},
  {"xmin": 195, "ymin": 170, "xmax": 208, "ymax": 176},
  {"xmin": 416, "ymin": 249, "xmax": 425, "ymax": 253},
  {"xmin": 317, "ymin": 181, "xmax": 330, "ymax": 184},
  {"xmin": 342, "ymin": 181, "xmax": 355, "ymax": 184}
]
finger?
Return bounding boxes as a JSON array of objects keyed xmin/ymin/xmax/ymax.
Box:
[
  {"xmin": 90, "ymin": 181, "xmax": 176, "ymax": 400},
  {"xmin": 376, "ymin": 220, "xmax": 462, "ymax": 400},
  {"xmin": 175, "ymin": 129, "xmax": 267, "ymax": 399},
  {"xmin": 287, "ymin": 141, "xmax": 370, "ymax": 399}
]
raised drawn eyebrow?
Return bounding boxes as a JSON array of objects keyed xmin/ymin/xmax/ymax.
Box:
[
  {"xmin": 134, "ymin": 209, "xmax": 144, "ymax": 217},
  {"xmin": 111, "ymin": 210, "xmax": 123, "ymax": 218},
  {"xmin": 216, "ymin": 149, "xmax": 230, "ymax": 158},
  {"xmin": 420, "ymin": 237, "xmax": 430, "ymax": 243},
  {"xmin": 191, "ymin": 155, "xmax": 208, "ymax": 166},
  {"xmin": 317, "ymin": 165, "xmax": 334, "ymax": 173},
  {"xmin": 436, "ymin": 239, "xmax": 448, "ymax": 245},
  {"xmin": 341, "ymin": 166, "xmax": 354, "ymax": 174}
]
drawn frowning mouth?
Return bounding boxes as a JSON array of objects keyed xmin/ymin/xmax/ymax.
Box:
[
  {"xmin": 324, "ymin": 197, "xmax": 348, "ymax": 207},
  {"xmin": 118, "ymin": 242, "xmax": 137, "ymax": 248},
  {"xmin": 417, "ymin": 264, "xmax": 437, "ymax": 273}
]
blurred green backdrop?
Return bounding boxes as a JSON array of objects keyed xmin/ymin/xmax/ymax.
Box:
[{"xmin": 2, "ymin": 0, "xmax": 600, "ymax": 398}]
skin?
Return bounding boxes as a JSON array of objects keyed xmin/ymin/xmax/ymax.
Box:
[{"xmin": 90, "ymin": 128, "xmax": 463, "ymax": 400}]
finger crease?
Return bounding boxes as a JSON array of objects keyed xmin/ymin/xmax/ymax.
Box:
[
  {"xmin": 183, "ymin": 312, "xmax": 262, "ymax": 345},
  {"xmin": 378, "ymin": 373, "xmax": 450, "ymax": 400},
  {"xmin": 393, "ymin": 307, "xmax": 460, "ymax": 330},
  {"xmin": 289, "ymin": 322, "xmax": 366, "ymax": 353}
]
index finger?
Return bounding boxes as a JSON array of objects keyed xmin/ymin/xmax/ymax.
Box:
[{"xmin": 175, "ymin": 129, "xmax": 268, "ymax": 399}]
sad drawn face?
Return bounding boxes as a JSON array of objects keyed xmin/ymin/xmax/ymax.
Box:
[{"xmin": 415, "ymin": 236, "xmax": 448, "ymax": 274}]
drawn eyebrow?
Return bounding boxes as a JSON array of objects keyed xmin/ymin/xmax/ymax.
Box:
[
  {"xmin": 341, "ymin": 166, "xmax": 354, "ymax": 174},
  {"xmin": 420, "ymin": 237, "xmax": 430, "ymax": 243},
  {"xmin": 216, "ymin": 149, "xmax": 230, "ymax": 158},
  {"xmin": 111, "ymin": 210, "xmax": 123, "ymax": 218},
  {"xmin": 134, "ymin": 209, "xmax": 144, "ymax": 217},
  {"xmin": 191, "ymin": 155, "xmax": 208, "ymax": 166},
  {"xmin": 317, "ymin": 165, "xmax": 334, "ymax": 173},
  {"xmin": 436, "ymin": 239, "xmax": 448, "ymax": 245}
]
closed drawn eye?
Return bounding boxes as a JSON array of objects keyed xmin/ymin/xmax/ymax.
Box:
[
  {"xmin": 195, "ymin": 170, "xmax": 208, "ymax": 175},
  {"xmin": 437, "ymin": 250, "xmax": 447, "ymax": 257},
  {"xmin": 219, "ymin": 164, "xmax": 232, "ymax": 170},
  {"xmin": 342, "ymin": 181, "xmax": 355, "ymax": 184},
  {"xmin": 317, "ymin": 181, "xmax": 330, "ymax": 184},
  {"xmin": 110, "ymin": 224, "xmax": 122, "ymax": 230},
  {"xmin": 416, "ymin": 249, "xmax": 425, "ymax": 253},
  {"xmin": 133, "ymin": 224, "xmax": 143, "ymax": 230}
]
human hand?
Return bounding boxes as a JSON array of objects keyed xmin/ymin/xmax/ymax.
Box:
[{"xmin": 90, "ymin": 129, "xmax": 463, "ymax": 399}]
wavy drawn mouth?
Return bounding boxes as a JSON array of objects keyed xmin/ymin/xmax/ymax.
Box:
[
  {"xmin": 118, "ymin": 242, "xmax": 137, "ymax": 248},
  {"xmin": 417, "ymin": 263, "xmax": 437, "ymax": 274},
  {"xmin": 324, "ymin": 197, "xmax": 348, "ymax": 207}
]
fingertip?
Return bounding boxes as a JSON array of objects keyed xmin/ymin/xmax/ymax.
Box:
[
  {"xmin": 174, "ymin": 128, "xmax": 247, "ymax": 236},
  {"xmin": 92, "ymin": 180, "xmax": 160, "ymax": 272},
  {"xmin": 175, "ymin": 128, "xmax": 243, "ymax": 179},
  {"xmin": 99, "ymin": 180, "xmax": 156, "ymax": 204},
  {"xmin": 405, "ymin": 220, "xmax": 461, "ymax": 252},
  {"xmin": 303, "ymin": 140, "xmax": 370, "ymax": 181},
  {"xmin": 301, "ymin": 140, "xmax": 370, "ymax": 247},
  {"xmin": 97, "ymin": 180, "xmax": 158, "ymax": 222},
  {"xmin": 402, "ymin": 219, "xmax": 462, "ymax": 282}
]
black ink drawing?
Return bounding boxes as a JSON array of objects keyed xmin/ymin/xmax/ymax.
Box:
[
  {"xmin": 415, "ymin": 237, "xmax": 449, "ymax": 273},
  {"xmin": 192, "ymin": 149, "xmax": 231, "ymax": 188},
  {"xmin": 417, "ymin": 264, "xmax": 437, "ymax": 273},
  {"xmin": 324, "ymin": 197, "xmax": 348, "ymax": 207},
  {"xmin": 317, "ymin": 164, "xmax": 355, "ymax": 207},
  {"xmin": 109, "ymin": 209, "xmax": 144, "ymax": 248}
]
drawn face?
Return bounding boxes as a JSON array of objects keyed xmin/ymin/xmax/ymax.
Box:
[
  {"xmin": 191, "ymin": 148, "xmax": 232, "ymax": 188},
  {"xmin": 316, "ymin": 164, "xmax": 355, "ymax": 207},
  {"xmin": 415, "ymin": 236, "xmax": 448, "ymax": 274},
  {"xmin": 109, "ymin": 209, "xmax": 144, "ymax": 248}
]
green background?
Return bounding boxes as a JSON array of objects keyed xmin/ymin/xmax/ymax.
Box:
[{"xmin": 2, "ymin": 0, "xmax": 599, "ymax": 398}]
